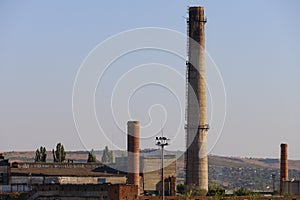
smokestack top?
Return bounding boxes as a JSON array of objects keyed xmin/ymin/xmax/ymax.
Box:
[
  {"xmin": 188, "ymin": 6, "xmax": 206, "ymax": 26},
  {"xmin": 189, "ymin": 6, "xmax": 204, "ymax": 10},
  {"xmin": 189, "ymin": 6, "xmax": 205, "ymax": 14},
  {"xmin": 281, "ymin": 143, "xmax": 288, "ymax": 147},
  {"xmin": 127, "ymin": 121, "xmax": 139, "ymax": 125}
]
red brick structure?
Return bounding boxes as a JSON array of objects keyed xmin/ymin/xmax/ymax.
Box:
[
  {"xmin": 107, "ymin": 184, "xmax": 138, "ymax": 200},
  {"xmin": 280, "ymin": 143, "xmax": 288, "ymax": 194}
]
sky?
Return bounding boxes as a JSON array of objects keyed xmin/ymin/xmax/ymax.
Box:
[{"xmin": 0, "ymin": 1, "xmax": 300, "ymax": 159}]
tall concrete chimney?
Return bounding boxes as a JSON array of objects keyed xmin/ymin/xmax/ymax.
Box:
[
  {"xmin": 127, "ymin": 121, "xmax": 140, "ymax": 194},
  {"xmin": 280, "ymin": 143, "xmax": 288, "ymax": 194},
  {"xmin": 186, "ymin": 6, "xmax": 209, "ymax": 191}
]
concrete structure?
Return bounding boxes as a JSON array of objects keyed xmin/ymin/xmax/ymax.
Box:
[
  {"xmin": 280, "ymin": 143, "xmax": 288, "ymax": 194},
  {"xmin": 127, "ymin": 121, "xmax": 140, "ymax": 194},
  {"xmin": 283, "ymin": 180, "xmax": 300, "ymax": 195},
  {"xmin": 142, "ymin": 155, "xmax": 176, "ymax": 195},
  {"xmin": 114, "ymin": 155, "xmax": 176, "ymax": 195},
  {"xmin": 186, "ymin": 6, "xmax": 209, "ymax": 190}
]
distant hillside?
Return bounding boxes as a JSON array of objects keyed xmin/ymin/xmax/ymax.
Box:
[
  {"xmin": 207, "ymin": 155, "xmax": 300, "ymax": 190},
  {"xmin": 2, "ymin": 150, "xmax": 300, "ymax": 190},
  {"xmin": 3, "ymin": 150, "xmax": 108, "ymax": 163},
  {"xmin": 208, "ymin": 155, "xmax": 300, "ymax": 171}
]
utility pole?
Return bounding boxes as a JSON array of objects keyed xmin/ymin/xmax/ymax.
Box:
[{"xmin": 155, "ymin": 136, "xmax": 170, "ymax": 200}]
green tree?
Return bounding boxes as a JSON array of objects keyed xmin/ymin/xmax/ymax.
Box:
[
  {"xmin": 52, "ymin": 143, "xmax": 66, "ymax": 162},
  {"xmin": 34, "ymin": 149, "xmax": 41, "ymax": 162},
  {"xmin": 87, "ymin": 149, "xmax": 97, "ymax": 162},
  {"xmin": 40, "ymin": 146, "xmax": 47, "ymax": 162},
  {"xmin": 101, "ymin": 146, "xmax": 113, "ymax": 163},
  {"xmin": 34, "ymin": 146, "xmax": 47, "ymax": 162}
]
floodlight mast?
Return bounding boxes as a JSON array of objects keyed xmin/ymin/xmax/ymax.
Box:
[{"xmin": 155, "ymin": 136, "xmax": 170, "ymax": 200}]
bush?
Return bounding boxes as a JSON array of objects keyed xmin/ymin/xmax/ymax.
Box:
[
  {"xmin": 186, "ymin": 185, "xmax": 207, "ymax": 196},
  {"xmin": 234, "ymin": 187, "xmax": 253, "ymax": 196},
  {"xmin": 177, "ymin": 184, "xmax": 185, "ymax": 194},
  {"xmin": 208, "ymin": 183, "xmax": 225, "ymax": 196}
]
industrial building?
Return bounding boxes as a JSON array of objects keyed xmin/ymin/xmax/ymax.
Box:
[
  {"xmin": 0, "ymin": 120, "xmax": 177, "ymax": 198},
  {"xmin": 0, "ymin": 154, "xmax": 175, "ymax": 199},
  {"xmin": 0, "ymin": 154, "xmax": 10, "ymax": 185},
  {"xmin": 0, "ymin": 4, "xmax": 210, "ymax": 199},
  {"xmin": 125, "ymin": 120, "xmax": 176, "ymax": 196},
  {"xmin": 114, "ymin": 155, "xmax": 176, "ymax": 195},
  {"xmin": 142, "ymin": 155, "xmax": 176, "ymax": 195},
  {"xmin": 9, "ymin": 162, "xmax": 126, "ymax": 185}
]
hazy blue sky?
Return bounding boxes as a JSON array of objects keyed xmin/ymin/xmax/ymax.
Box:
[{"xmin": 0, "ymin": 1, "xmax": 299, "ymax": 159}]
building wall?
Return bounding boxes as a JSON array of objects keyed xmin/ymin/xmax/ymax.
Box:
[
  {"xmin": 11, "ymin": 176, "xmax": 45, "ymax": 185},
  {"xmin": 283, "ymin": 180, "xmax": 300, "ymax": 195},
  {"xmin": 27, "ymin": 184, "xmax": 138, "ymax": 200},
  {"xmin": 114, "ymin": 156, "xmax": 143, "ymax": 173},
  {"xmin": 58, "ymin": 176, "xmax": 126, "ymax": 184},
  {"xmin": 142, "ymin": 156, "xmax": 176, "ymax": 192},
  {"xmin": 11, "ymin": 175, "xmax": 126, "ymax": 185},
  {"xmin": 107, "ymin": 184, "xmax": 138, "ymax": 200},
  {"xmin": 27, "ymin": 184, "xmax": 109, "ymax": 200},
  {"xmin": 0, "ymin": 185, "xmax": 32, "ymax": 193},
  {"xmin": 114, "ymin": 155, "xmax": 177, "ymax": 194}
]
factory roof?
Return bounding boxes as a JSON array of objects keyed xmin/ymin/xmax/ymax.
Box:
[
  {"xmin": 11, "ymin": 163, "xmax": 126, "ymax": 177},
  {"xmin": 11, "ymin": 167, "xmax": 126, "ymax": 177}
]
